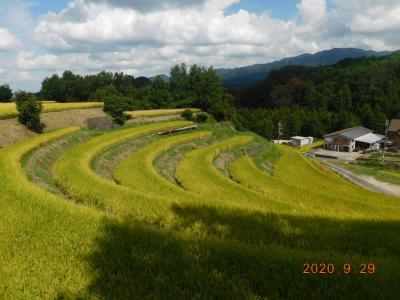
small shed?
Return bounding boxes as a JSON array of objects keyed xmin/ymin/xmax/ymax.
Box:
[{"xmin": 290, "ymin": 136, "xmax": 313, "ymax": 148}]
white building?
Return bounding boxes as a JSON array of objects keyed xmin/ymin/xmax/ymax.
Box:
[{"xmin": 290, "ymin": 136, "xmax": 313, "ymax": 148}]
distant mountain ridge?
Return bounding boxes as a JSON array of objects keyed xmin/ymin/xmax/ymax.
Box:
[{"xmin": 215, "ymin": 48, "xmax": 392, "ymax": 88}]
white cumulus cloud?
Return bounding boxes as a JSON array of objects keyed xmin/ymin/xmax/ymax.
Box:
[
  {"xmin": 1, "ymin": 0, "xmax": 400, "ymax": 91},
  {"xmin": 0, "ymin": 28, "xmax": 21, "ymax": 50}
]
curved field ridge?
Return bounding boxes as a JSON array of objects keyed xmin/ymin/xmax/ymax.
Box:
[
  {"xmin": 175, "ymin": 135, "xmax": 295, "ymax": 211},
  {"xmin": 0, "ymin": 128, "xmax": 101, "ymax": 297},
  {"xmin": 54, "ymin": 121, "xmax": 194, "ymax": 214},
  {"xmin": 230, "ymin": 156, "xmax": 400, "ymax": 219},
  {"xmin": 115, "ymin": 131, "xmax": 212, "ymax": 199},
  {"xmin": 0, "ymin": 102, "xmax": 103, "ymax": 119}
]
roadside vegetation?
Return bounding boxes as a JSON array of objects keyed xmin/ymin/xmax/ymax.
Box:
[{"xmin": 330, "ymin": 160, "xmax": 400, "ymax": 185}]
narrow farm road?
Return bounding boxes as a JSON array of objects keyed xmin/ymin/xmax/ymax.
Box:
[{"xmin": 319, "ymin": 160, "xmax": 400, "ymax": 198}]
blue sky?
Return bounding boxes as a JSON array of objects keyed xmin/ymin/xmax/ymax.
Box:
[
  {"xmin": 227, "ymin": 0, "xmax": 301, "ymax": 19},
  {"xmin": 31, "ymin": 0, "xmax": 325, "ymax": 20},
  {"xmin": 30, "ymin": 0, "xmax": 69, "ymax": 15},
  {"xmin": 0, "ymin": 0, "xmax": 398, "ymax": 91}
]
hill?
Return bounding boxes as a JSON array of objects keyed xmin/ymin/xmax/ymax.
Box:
[
  {"xmin": 234, "ymin": 52, "xmax": 400, "ymax": 139},
  {"xmin": 216, "ymin": 48, "xmax": 392, "ymax": 87}
]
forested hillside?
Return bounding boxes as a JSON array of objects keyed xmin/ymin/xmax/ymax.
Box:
[
  {"xmin": 234, "ymin": 53, "xmax": 400, "ymax": 138},
  {"xmin": 216, "ymin": 48, "xmax": 391, "ymax": 87}
]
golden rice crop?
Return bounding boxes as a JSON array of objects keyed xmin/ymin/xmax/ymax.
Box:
[
  {"xmin": 0, "ymin": 102, "xmax": 103, "ymax": 119},
  {"xmin": 125, "ymin": 108, "xmax": 201, "ymax": 118},
  {"xmin": 229, "ymin": 155, "xmax": 400, "ymax": 219},
  {"xmin": 175, "ymin": 135, "xmax": 296, "ymax": 212},
  {"xmin": 273, "ymin": 146, "xmax": 400, "ymax": 212},
  {"xmin": 0, "ymin": 127, "xmax": 103, "ymax": 297},
  {"xmin": 2, "ymin": 122, "xmax": 400, "ymax": 298},
  {"xmin": 114, "ymin": 131, "xmax": 212, "ymax": 200},
  {"xmin": 53, "ymin": 120, "xmax": 196, "ymax": 216}
]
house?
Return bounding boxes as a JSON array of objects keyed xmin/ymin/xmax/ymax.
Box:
[
  {"xmin": 323, "ymin": 126, "xmax": 385, "ymax": 152},
  {"xmin": 388, "ymin": 119, "xmax": 400, "ymax": 148},
  {"xmin": 290, "ymin": 136, "xmax": 313, "ymax": 148}
]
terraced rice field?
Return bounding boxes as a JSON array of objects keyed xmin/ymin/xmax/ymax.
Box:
[
  {"xmin": 0, "ymin": 101, "xmax": 103, "ymax": 119},
  {"xmin": 125, "ymin": 108, "xmax": 201, "ymax": 118},
  {"xmin": 1, "ymin": 119, "xmax": 399, "ymax": 299}
]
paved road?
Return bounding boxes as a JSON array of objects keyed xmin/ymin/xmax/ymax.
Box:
[{"xmin": 319, "ymin": 160, "xmax": 399, "ymax": 198}]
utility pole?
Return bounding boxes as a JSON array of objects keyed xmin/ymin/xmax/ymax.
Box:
[
  {"xmin": 278, "ymin": 121, "xmax": 283, "ymax": 144},
  {"xmin": 382, "ymin": 120, "xmax": 390, "ymax": 163}
]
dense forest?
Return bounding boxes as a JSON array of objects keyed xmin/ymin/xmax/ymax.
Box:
[
  {"xmin": 235, "ymin": 53, "xmax": 400, "ymax": 138},
  {"xmin": 2, "ymin": 52, "xmax": 400, "ymax": 139}
]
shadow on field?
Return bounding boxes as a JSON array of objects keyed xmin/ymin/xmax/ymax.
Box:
[{"xmin": 72, "ymin": 205, "xmax": 400, "ymax": 299}]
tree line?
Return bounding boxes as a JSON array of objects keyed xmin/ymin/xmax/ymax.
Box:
[
  {"xmin": 2, "ymin": 53, "xmax": 400, "ymax": 137},
  {"xmin": 0, "ymin": 64, "xmax": 236, "ymax": 132}
]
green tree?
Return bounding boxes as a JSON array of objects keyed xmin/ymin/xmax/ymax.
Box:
[
  {"xmin": 90, "ymin": 84, "xmax": 120, "ymax": 101},
  {"xmin": 270, "ymin": 85, "xmax": 293, "ymax": 107},
  {"xmin": 170, "ymin": 63, "xmax": 190, "ymax": 102},
  {"xmin": 40, "ymin": 74, "xmax": 66, "ymax": 102},
  {"xmin": 0, "ymin": 84, "xmax": 13, "ymax": 102},
  {"xmin": 103, "ymin": 96, "xmax": 130, "ymax": 125},
  {"xmin": 15, "ymin": 91, "xmax": 44, "ymax": 133},
  {"xmin": 149, "ymin": 76, "xmax": 173, "ymax": 108},
  {"xmin": 262, "ymin": 118, "xmax": 275, "ymax": 139}
]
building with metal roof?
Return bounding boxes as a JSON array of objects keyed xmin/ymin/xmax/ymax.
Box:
[{"xmin": 323, "ymin": 126, "xmax": 384, "ymax": 152}]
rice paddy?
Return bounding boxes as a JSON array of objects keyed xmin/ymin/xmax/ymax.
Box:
[
  {"xmin": 0, "ymin": 101, "xmax": 103, "ymax": 119},
  {"xmin": 1, "ymin": 119, "xmax": 400, "ymax": 299},
  {"xmin": 125, "ymin": 108, "xmax": 201, "ymax": 118}
]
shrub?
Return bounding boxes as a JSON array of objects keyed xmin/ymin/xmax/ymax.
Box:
[
  {"xmin": 15, "ymin": 91, "xmax": 45, "ymax": 133},
  {"xmin": 181, "ymin": 109, "xmax": 194, "ymax": 121},
  {"xmin": 195, "ymin": 112, "xmax": 208, "ymax": 123}
]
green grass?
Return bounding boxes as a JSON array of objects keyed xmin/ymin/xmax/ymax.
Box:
[
  {"xmin": 0, "ymin": 102, "xmax": 103, "ymax": 119},
  {"xmin": 2, "ymin": 121, "xmax": 400, "ymax": 298},
  {"xmin": 331, "ymin": 160, "xmax": 400, "ymax": 185}
]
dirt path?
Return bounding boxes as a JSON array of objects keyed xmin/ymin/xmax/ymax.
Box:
[{"xmin": 320, "ymin": 160, "xmax": 400, "ymax": 198}]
